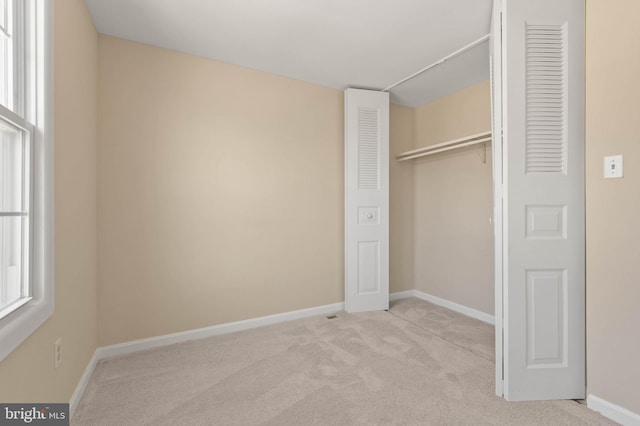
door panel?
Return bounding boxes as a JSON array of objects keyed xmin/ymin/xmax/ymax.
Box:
[
  {"xmin": 345, "ymin": 88, "xmax": 389, "ymax": 313},
  {"xmin": 499, "ymin": 0, "xmax": 585, "ymax": 400}
]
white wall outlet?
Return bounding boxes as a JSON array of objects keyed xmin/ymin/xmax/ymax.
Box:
[
  {"xmin": 54, "ymin": 338, "xmax": 62, "ymax": 369},
  {"xmin": 604, "ymin": 155, "xmax": 623, "ymax": 179}
]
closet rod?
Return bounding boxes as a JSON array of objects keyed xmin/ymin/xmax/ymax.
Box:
[
  {"xmin": 396, "ymin": 131, "xmax": 491, "ymax": 162},
  {"xmin": 383, "ymin": 34, "xmax": 490, "ymax": 92}
]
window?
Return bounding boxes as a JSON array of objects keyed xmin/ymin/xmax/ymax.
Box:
[
  {"xmin": 0, "ymin": 0, "xmax": 53, "ymax": 362},
  {"xmin": 0, "ymin": 109, "xmax": 32, "ymax": 319}
]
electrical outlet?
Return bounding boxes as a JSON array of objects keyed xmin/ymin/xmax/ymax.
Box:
[{"xmin": 54, "ymin": 338, "xmax": 62, "ymax": 369}]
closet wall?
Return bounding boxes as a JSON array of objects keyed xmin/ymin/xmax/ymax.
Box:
[
  {"xmin": 410, "ymin": 81, "xmax": 493, "ymax": 315},
  {"xmin": 390, "ymin": 104, "xmax": 415, "ymax": 294}
]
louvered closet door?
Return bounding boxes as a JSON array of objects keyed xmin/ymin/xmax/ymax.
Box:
[
  {"xmin": 344, "ymin": 89, "xmax": 389, "ymax": 313},
  {"xmin": 501, "ymin": 0, "xmax": 585, "ymax": 400}
]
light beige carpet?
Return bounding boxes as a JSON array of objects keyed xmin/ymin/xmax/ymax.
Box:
[
  {"xmin": 389, "ymin": 298, "xmax": 495, "ymax": 363},
  {"xmin": 72, "ymin": 298, "xmax": 616, "ymax": 425}
]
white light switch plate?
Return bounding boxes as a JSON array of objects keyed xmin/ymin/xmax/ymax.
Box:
[{"xmin": 604, "ymin": 155, "xmax": 623, "ymax": 179}]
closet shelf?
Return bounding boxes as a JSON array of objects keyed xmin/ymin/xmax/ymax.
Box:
[{"xmin": 396, "ymin": 131, "xmax": 492, "ymax": 162}]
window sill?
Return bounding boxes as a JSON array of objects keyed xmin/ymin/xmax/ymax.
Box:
[
  {"xmin": 0, "ymin": 295, "xmax": 53, "ymax": 361},
  {"xmin": 0, "ymin": 297, "xmax": 33, "ymax": 321}
]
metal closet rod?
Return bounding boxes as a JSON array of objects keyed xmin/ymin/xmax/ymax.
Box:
[
  {"xmin": 395, "ymin": 131, "xmax": 492, "ymax": 162},
  {"xmin": 383, "ymin": 33, "xmax": 490, "ymax": 92}
]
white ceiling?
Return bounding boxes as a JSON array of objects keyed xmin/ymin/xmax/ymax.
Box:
[{"xmin": 85, "ymin": 0, "xmax": 493, "ymax": 107}]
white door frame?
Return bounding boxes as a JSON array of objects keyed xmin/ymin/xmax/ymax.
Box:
[{"xmin": 490, "ymin": 0, "xmax": 504, "ymax": 397}]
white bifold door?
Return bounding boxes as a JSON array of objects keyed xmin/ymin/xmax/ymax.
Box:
[
  {"xmin": 492, "ymin": 0, "xmax": 586, "ymax": 400},
  {"xmin": 344, "ymin": 88, "xmax": 389, "ymax": 313}
]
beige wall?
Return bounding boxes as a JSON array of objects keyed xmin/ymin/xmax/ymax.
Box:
[
  {"xmin": 585, "ymin": 0, "xmax": 640, "ymax": 414},
  {"xmin": 412, "ymin": 81, "xmax": 493, "ymax": 314},
  {"xmin": 389, "ymin": 104, "xmax": 415, "ymax": 293},
  {"xmin": 97, "ymin": 36, "xmax": 344, "ymax": 346},
  {"xmin": 0, "ymin": 0, "xmax": 98, "ymax": 402}
]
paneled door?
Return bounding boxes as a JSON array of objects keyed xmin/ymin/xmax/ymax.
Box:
[
  {"xmin": 493, "ymin": 0, "xmax": 586, "ymax": 400},
  {"xmin": 344, "ymin": 88, "xmax": 389, "ymax": 313}
]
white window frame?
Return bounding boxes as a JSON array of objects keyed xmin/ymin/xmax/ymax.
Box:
[{"xmin": 0, "ymin": 0, "xmax": 53, "ymax": 362}]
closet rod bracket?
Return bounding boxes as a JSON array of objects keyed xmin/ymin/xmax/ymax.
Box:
[{"xmin": 475, "ymin": 142, "xmax": 487, "ymax": 164}]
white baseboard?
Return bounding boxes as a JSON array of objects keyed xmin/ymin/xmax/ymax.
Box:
[
  {"xmin": 69, "ymin": 350, "xmax": 99, "ymax": 418},
  {"xmin": 96, "ymin": 291, "xmax": 486, "ymax": 360},
  {"xmin": 96, "ymin": 301, "xmax": 344, "ymax": 360},
  {"xmin": 410, "ymin": 290, "xmax": 495, "ymax": 325},
  {"xmin": 587, "ymin": 394, "xmax": 640, "ymax": 426},
  {"xmin": 70, "ymin": 300, "xmax": 344, "ymax": 418},
  {"xmin": 389, "ymin": 290, "xmax": 415, "ymax": 302}
]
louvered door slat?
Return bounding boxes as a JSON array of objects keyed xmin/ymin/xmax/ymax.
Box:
[{"xmin": 525, "ymin": 23, "xmax": 567, "ymax": 175}]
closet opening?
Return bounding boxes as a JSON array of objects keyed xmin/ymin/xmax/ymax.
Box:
[{"xmin": 347, "ymin": 0, "xmax": 585, "ymax": 401}]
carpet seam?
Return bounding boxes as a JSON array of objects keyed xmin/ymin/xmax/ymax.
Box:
[{"xmin": 385, "ymin": 309, "xmax": 495, "ymax": 365}]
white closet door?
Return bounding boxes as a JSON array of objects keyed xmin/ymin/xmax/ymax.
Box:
[
  {"xmin": 344, "ymin": 88, "xmax": 389, "ymax": 313},
  {"xmin": 500, "ymin": 0, "xmax": 585, "ymax": 400}
]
